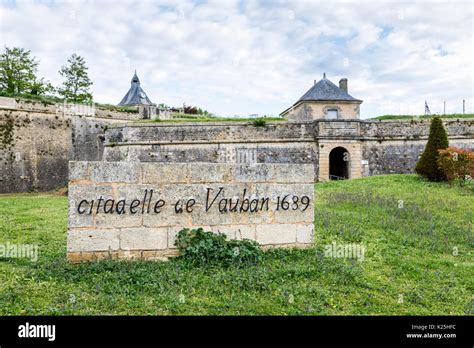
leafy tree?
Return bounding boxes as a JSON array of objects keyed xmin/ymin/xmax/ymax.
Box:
[
  {"xmin": 58, "ymin": 53, "xmax": 93, "ymax": 103},
  {"xmin": 183, "ymin": 105, "xmax": 198, "ymax": 114},
  {"xmin": 0, "ymin": 46, "xmax": 39, "ymax": 94},
  {"xmin": 415, "ymin": 116, "xmax": 449, "ymax": 181},
  {"xmin": 30, "ymin": 77, "xmax": 55, "ymax": 96}
]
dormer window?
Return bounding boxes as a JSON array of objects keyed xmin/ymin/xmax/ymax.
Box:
[{"xmin": 326, "ymin": 109, "xmax": 338, "ymax": 119}]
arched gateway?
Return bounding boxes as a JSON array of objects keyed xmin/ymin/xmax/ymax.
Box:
[{"xmin": 329, "ymin": 146, "xmax": 349, "ymax": 180}]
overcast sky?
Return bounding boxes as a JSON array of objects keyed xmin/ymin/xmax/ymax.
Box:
[{"xmin": 1, "ymin": 0, "xmax": 473, "ymax": 118}]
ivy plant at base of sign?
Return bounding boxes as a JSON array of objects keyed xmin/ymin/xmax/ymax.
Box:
[{"xmin": 175, "ymin": 228, "xmax": 263, "ymax": 267}]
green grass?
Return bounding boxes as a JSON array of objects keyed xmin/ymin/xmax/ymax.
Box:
[
  {"xmin": 0, "ymin": 91, "xmax": 63, "ymax": 105},
  {"xmin": 0, "ymin": 92, "xmax": 138, "ymax": 113},
  {"xmin": 140, "ymin": 114, "xmax": 472, "ymax": 123},
  {"xmin": 0, "ymin": 175, "xmax": 472, "ymax": 315},
  {"xmin": 94, "ymin": 103, "xmax": 139, "ymax": 113},
  {"xmin": 136, "ymin": 116, "xmax": 285, "ymax": 123},
  {"xmin": 370, "ymin": 114, "xmax": 474, "ymax": 120}
]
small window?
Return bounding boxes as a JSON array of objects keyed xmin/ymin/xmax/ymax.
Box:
[{"xmin": 326, "ymin": 109, "xmax": 338, "ymax": 119}]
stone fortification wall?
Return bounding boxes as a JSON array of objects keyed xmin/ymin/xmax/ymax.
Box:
[{"xmin": 0, "ymin": 97, "xmax": 135, "ymax": 192}]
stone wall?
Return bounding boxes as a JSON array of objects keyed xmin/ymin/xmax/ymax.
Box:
[
  {"xmin": 67, "ymin": 162, "xmax": 315, "ymax": 262},
  {"xmin": 0, "ymin": 109, "xmax": 72, "ymax": 192},
  {"xmin": 361, "ymin": 138, "xmax": 474, "ymax": 176},
  {"xmin": 105, "ymin": 121, "xmax": 317, "ymax": 144},
  {"xmin": 360, "ymin": 119, "xmax": 474, "ymax": 139},
  {"xmin": 104, "ymin": 122, "xmax": 319, "ymax": 179},
  {"xmin": 0, "ymin": 97, "xmax": 134, "ymax": 193},
  {"xmin": 103, "ymin": 118, "xmax": 474, "ymax": 182},
  {"xmin": 71, "ymin": 116, "xmax": 110, "ymax": 162},
  {"xmin": 358, "ymin": 120, "xmax": 474, "ymax": 176},
  {"xmin": 0, "ymin": 97, "xmax": 142, "ymax": 121}
]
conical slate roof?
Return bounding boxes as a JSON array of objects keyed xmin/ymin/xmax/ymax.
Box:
[
  {"xmin": 297, "ymin": 73, "xmax": 361, "ymax": 102},
  {"xmin": 118, "ymin": 71, "xmax": 153, "ymax": 106}
]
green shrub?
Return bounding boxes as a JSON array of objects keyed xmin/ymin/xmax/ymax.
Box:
[
  {"xmin": 175, "ymin": 228, "xmax": 263, "ymax": 267},
  {"xmin": 437, "ymin": 147, "xmax": 474, "ymax": 186},
  {"xmin": 415, "ymin": 116, "xmax": 449, "ymax": 181},
  {"xmin": 252, "ymin": 118, "xmax": 267, "ymax": 127}
]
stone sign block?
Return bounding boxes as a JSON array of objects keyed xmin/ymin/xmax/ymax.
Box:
[{"xmin": 67, "ymin": 162, "xmax": 315, "ymax": 262}]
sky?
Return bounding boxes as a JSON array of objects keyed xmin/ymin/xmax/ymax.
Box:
[{"xmin": 0, "ymin": 0, "xmax": 473, "ymax": 118}]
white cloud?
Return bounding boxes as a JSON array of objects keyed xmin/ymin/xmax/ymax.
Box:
[{"xmin": 0, "ymin": 0, "xmax": 472, "ymax": 117}]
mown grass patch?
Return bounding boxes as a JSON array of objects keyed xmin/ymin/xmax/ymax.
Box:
[
  {"xmin": 135, "ymin": 116, "xmax": 285, "ymax": 123},
  {"xmin": 370, "ymin": 114, "xmax": 474, "ymax": 120}
]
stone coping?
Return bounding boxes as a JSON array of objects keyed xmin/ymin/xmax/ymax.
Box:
[
  {"xmin": 107, "ymin": 120, "xmax": 304, "ymax": 129},
  {"xmin": 69, "ymin": 162, "xmax": 315, "ymax": 184}
]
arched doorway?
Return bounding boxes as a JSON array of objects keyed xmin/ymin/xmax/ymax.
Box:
[{"xmin": 329, "ymin": 147, "xmax": 349, "ymax": 180}]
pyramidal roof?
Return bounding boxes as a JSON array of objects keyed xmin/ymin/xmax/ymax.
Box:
[
  {"xmin": 118, "ymin": 71, "xmax": 153, "ymax": 106},
  {"xmin": 296, "ymin": 73, "xmax": 361, "ymax": 103}
]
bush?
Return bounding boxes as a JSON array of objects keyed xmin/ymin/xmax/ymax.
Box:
[
  {"xmin": 415, "ymin": 116, "xmax": 449, "ymax": 181},
  {"xmin": 174, "ymin": 228, "xmax": 263, "ymax": 267},
  {"xmin": 252, "ymin": 118, "xmax": 266, "ymax": 127},
  {"xmin": 437, "ymin": 147, "xmax": 474, "ymax": 186}
]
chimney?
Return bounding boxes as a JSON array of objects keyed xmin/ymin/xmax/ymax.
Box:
[
  {"xmin": 339, "ymin": 78, "xmax": 348, "ymax": 93},
  {"xmin": 314, "ymin": 79, "xmax": 317, "ymax": 85}
]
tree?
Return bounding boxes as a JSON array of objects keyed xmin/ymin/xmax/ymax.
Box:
[
  {"xmin": 415, "ymin": 116, "xmax": 449, "ymax": 181},
  {"xmin": 0, "ymin": 46, "xmax": 39, "ymax": 94},
  {"xmin": 58, "ymin": 53, "xmax": 93, "ymax": 103},
  {"xmin": 30, "ymin": 77, "xmax": 55, "ymax": 96}
]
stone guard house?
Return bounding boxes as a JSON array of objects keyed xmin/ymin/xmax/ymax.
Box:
[{"xmin": 281, "ymin": 73, "xmax": 363, "ymax": 180}]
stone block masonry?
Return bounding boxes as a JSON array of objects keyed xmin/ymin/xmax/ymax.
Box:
[
  {"xmin": 0, "ymin": 97, "xmax": 141, "ymax": 193},
  {"xmin": 67, "ymin": 162, "xmax": 315, "ymax": 262},
  {"xmin": 103, "ymin": 119, "xmax": 474, "ymax": 182}
]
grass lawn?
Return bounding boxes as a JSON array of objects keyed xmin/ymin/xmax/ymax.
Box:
[
  {"xmin": 135, "ymin": 116, "xmax": 286, "ymax": 123},
  {"xmin": 0, "ymin": 175, "xmax": 472, "ymax": 315},
  {"xmin": 369, "ymin": 114, "xmax": 474, "ymax": 120}
]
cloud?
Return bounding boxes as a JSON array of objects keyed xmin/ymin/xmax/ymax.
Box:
[{"xmin": 0, "ymin": 0, "xmax": 472, "ymax": 118}]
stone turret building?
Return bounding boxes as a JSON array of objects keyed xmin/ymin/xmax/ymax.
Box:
[
  {"xmin": 118, "ymin": 71, "xmax": 161, "ymax": 119},
  {"xmin": 118, "ymin": 71, "xmax": 153, "ymax": 106}
]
